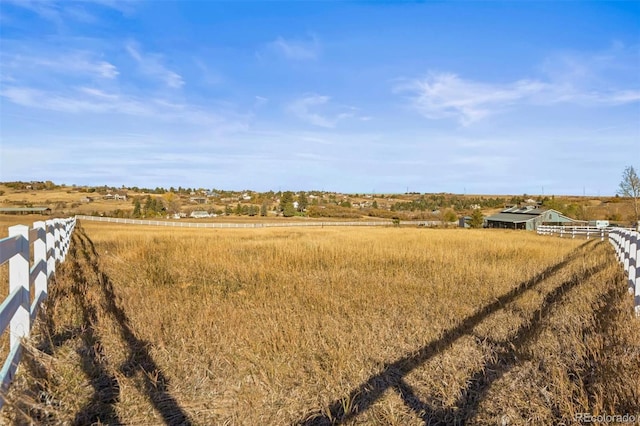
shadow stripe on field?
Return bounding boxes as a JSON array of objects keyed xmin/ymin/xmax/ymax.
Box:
[
  {"xmin": 298, "ymin": 240, "xmax": 599, "ymax": 425},
  {"xmin": 72, "ymin": 225, "xmax": 194, "ymax": 426}
]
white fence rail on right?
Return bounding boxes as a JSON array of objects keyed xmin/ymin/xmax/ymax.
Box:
[{"xmin": 537, "ymin": 225, "xmax": 639, "ymax": 316}]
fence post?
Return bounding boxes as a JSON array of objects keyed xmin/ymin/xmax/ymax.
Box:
[
  {"xmin": 46, "ymin": 220, "xmax": 55, "ymax": 277},
  {"xmin": 636, "ymin": 239, "xmax": 640, "ymax": 317},
  {"xmin": 54, "ymin": 219, "xmax": 61, "ymax": 262},
  {"xmin": 623, "ymin": 231, "xmax": 630, "ymax": 279},
  {"xmin": 32, "ymin": 221, "xmax": 48, "ymax": 305},
  {"xmin": 8, "ymin": 225, "xmax": 30, "ymax": 350},
  {"xmin": 628, "ymin": 233, "xmax": 637, "ymax": 311},
  {"xmin": 60, "ymin": 220, "xmax": 67, "ymax": 261}
]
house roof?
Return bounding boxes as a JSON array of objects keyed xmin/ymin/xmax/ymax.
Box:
[
  {"xmin": 486, "ymin": 207, "xmax": 577, "ymax": 224},
  {"xmin": 501, "ymin": 206, "xmax": 543, "ymax": 214},
  {"xmin": 486, "ymin": 213, "xmax": 539, "ymax": 223}
]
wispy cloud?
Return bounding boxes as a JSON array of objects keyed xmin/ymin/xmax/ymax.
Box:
[
  {"xmin": 287, "ymin": 94, "xmax": 365, "ymax": 128},
  {"xmin": 254, "ymin": 96, "xmax": 268, "ymax": 108},
  {"xmin": 1, "ymin": 0, "xmax": 131, "ymax": 26},
  {"xmin": 396, "ymin": 70, "xmax": 640, "ymax": 125},
  {"xmin": 0, "ymin": 85, "xmax": 246, "ymax": 129},
  {"xmin": 0, "ymin": 49, "xmax": 118, "ymax": 80},
  {"xmin": 396, "ymin": 44, "xmax": 640, "ymax": 126},
  {"xmin": 288, "ymin": 95, "xmax": 334, "ymax": 127},
  {"xmin": 395, "ymin": 72, "xmax": 546, "ymax": 125},
  {"xmin": 264, "ymin": 35, "xmax": 320, "ymax": 60},
  {"xmin": 126, "ymin": 41, "xmax": 184, "ymax": 89}
]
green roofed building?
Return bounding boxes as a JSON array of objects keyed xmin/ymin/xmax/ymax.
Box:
[{"xmin": 485, "ymin": 206, "xmax": 576, "ymax": 230}]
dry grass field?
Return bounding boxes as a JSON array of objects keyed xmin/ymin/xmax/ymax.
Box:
[{"xmin": 1, "ymin": 221, "xmax": 639, "ymax": 425}]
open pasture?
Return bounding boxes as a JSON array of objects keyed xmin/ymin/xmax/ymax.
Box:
[{"xmin": 2, "ymin": 222, "xmax": 639, "ymax": 425}]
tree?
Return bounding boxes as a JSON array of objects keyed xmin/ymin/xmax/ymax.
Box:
[
  {"xmin": 442, "ymin": 209, "xmax": 457, "ymax": 223},
  {"xmin": 469, "ymin": 209, "xmax": 484, "ymax": 228},
  {"xmin": 132, "ymin": 198, "xmax": 141, "ymax": 218},
  {"xmin": 618, "ymin": 165, "xmax": 639, "ymax": 223},
  {"xmin": 297, "ymin": 191, "xmax": 308, "ymax": 212},
  {"xmin": 280, "ymin": 191, "xmax": 294, "ymax": 212},
  {"xmin": 283, "ymin": 203, "xmax": 296, "ymax": 217},
  {"xmin": 163, "ymin": 192, "xmax": 182, "ymax": 216}
]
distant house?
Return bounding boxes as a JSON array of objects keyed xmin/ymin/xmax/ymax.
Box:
[
  {"xmin": 104, "ymin": 192, "xmax": 127, "ymax": 201},
  {"xmin": 588, "ymin": 220, "xmax": 609, "ymax": 229},
  {"xmin": 485, "ymin": 206, "xmax": 576, "ymax": 230},
  {"xmin": 190, "ymin": 210, "xmax": 211, "ymax": 218},
  {"xmin": 190, "ymin": 197, "xmax": 207, "ymax": 204}
]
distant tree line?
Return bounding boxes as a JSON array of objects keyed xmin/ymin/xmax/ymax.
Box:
[{"xmin": 390, "ymin": 194, "xmax": 505, "ymax": 213}]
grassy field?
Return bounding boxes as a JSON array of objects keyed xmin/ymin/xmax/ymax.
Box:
[{"xmin": 1, "ymin": 222, "xmax": 639, "ymax": 424}]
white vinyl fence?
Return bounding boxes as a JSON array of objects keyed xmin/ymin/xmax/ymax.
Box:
[
  {"xmin": 538, "ymin": 225, "xmax": 640, "ymax": 316},
  {"xmin": 0, "ymin": 217, "xmax": 76, "ymax": 407},
  {"xmin": 537, "ymin": 225, "xmax": 613, "ymax": 241},
  {"xmin": 609, "ymin": 229, "xmax": 640, "ymax": 316},
  {"xmin": 75, "ymin": 215, "xmax": 444, "ymax": 228}
]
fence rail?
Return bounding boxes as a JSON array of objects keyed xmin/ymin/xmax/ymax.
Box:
[
  {"xmin": 537, "ymin": 225, "xmax": 624, "ymax": 240},
  {"xmin": 538, "ymin": 225, "xmax": 640, "ymax": 316},
  {"xmin": 0, "ymin": 217, "xmax": 76, "ymax": 407},
  {"xmin": 75, "ymin": 215, "xmax": 445, "ymax": 228}
]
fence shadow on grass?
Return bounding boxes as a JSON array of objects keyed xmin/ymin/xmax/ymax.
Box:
[
  {"xmin": 73, "ymin": 225, "xmax": 194, "ymax": 426},
  {"xmin": 298, "ymin": 241, "xmax": 600, "ymax": 426},
  {"xmin": 20, "ymin": 234, "xmax": 123, "ymax": 425}
]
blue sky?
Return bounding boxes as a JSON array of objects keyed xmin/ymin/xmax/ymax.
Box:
[{"xmin": 1, "ymin": 1, "xmax": 638, "ymax": 195}]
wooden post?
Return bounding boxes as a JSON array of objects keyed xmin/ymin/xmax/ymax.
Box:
[{"xmin": 8, "ymin": 225, "xmax": 30, "ymax": 350}]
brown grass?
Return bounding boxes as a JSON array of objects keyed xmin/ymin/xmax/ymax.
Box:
[{"xmin": 1, "ymin": 222, "xmax": 638, "ymax": 425}]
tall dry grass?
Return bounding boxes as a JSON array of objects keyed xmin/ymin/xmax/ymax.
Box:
[{"xmin": 1, "ymin": 222, "xmax": 638, "ymax": 425}]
